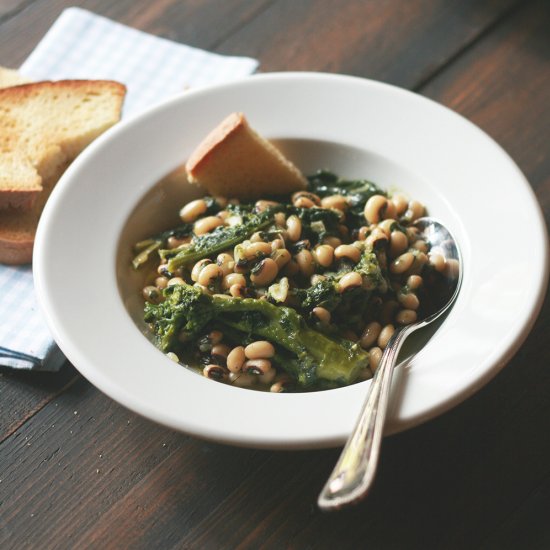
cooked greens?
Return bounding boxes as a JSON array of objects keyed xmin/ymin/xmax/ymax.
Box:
[{"xmin": 134, "ymin": 170, "xmax": 429, "ymax": 392}]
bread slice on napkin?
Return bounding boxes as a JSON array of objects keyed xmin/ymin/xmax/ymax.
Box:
[
  {"xmin": 185, "ymin": 112, "xmax": 307, "ymax": 199},
  {"xmin": 0, "ymin": 79, "xmax": 126, "ymax": 264}
]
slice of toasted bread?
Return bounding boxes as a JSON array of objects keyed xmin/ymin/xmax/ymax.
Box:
[
  {"xmin": 0, "ymin": 79, "xmax": 126, "ymax": 264},
  {"xmin": 0, "ymin": 151, "xmax": 42, "ymax": 210},
  {"xmin": 185, "ymin": 112, "xmax": 307, "ymax": 199}
]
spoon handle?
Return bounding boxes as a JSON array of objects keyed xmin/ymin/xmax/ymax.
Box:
[{"xmin": 317, "ymin": 327, "xmax": 410, "ymax": 511}]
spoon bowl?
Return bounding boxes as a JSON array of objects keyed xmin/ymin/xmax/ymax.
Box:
[{"xmin": 318, "ymin": 217, "xmax": 462, "ymax": 511}]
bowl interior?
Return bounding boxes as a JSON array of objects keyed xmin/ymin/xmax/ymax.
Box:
[
  {"xmin": 116, "ymin": 137, "xmax": 456, "ymax": 380},
  {"xmin": 35, "ymin": 73, "xmax": 548, "ymax": 448}
]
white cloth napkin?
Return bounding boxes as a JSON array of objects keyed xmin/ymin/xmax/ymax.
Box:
[{"xmin": 0, "ymin": 7, "xmax": 258, "ymax": 370}]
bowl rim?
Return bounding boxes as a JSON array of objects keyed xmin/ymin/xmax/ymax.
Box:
[{"xmin": 34, "ymin": 71, "xmax": 549, "ymax": 449}]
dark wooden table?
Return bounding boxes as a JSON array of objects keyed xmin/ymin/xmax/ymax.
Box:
[{"xmin": 1, "ymin": 1, "xmax": 549, "ymax": 548}]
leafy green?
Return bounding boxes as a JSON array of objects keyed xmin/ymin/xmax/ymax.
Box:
[
  {"xmin": 308, "ymin": 170, "xmax": 385, "ymax": 226},
  {"xmin": 144, "ymin": 283, "xmax": 370, "ymax": 387},
  {"xmin": 132, "ymin": 224, "xmax": 193, "ymax": 269}
]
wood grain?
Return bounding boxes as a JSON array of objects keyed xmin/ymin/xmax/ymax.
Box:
[
  {"xmin": 0, "ymin": 365, "xmax": 77, "ymax": 443},
  {"xmin": 0, "ymin": 0, "xmax": 272, "ymax": 67},
  {"xmin": 216, "ymin": 0, "xmax": 520, "ymax": 88}
]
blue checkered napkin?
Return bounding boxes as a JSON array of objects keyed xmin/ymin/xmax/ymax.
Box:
[{"xmin": 0, "ymin": 7, "xmax": 259, "ymax": 371}]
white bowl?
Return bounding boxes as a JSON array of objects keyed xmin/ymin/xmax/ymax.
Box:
[{"xmin": 34, "ymin": 72, "xmax": 549, "ymax": 449}]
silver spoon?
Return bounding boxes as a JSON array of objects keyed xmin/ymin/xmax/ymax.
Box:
[{"xmin": 318, "ymin": 217, "xmax": 462, "ymax": 511}]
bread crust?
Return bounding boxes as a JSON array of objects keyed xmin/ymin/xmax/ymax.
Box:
[
  {"xmin": 185, "ymin": 112, "xmax": 307, "ymax": 199},
  {"xmin": 0, "ymin": 236, "xmax": 33, "ymax": 265}
]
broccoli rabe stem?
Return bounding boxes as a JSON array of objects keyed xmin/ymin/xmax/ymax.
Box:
[
  {"xmin": 161, "ymin": 210, "xmax": 275, "ymax": 272},
  {"xmin": 144, "ymin": 284, "xmax": 370, "ymax": 387}
]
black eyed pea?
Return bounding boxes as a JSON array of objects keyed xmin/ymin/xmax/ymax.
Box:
[
  {"xmin": 286, "ymin": 215, "xmax": 302, "ymax": 242},
  {"xmin": 377, "ymin": 324, "xmax": 395, "ymax": 349},
  {"xmin": 444, "ymin": 258, "xmax": 460, "ymax": 279},
  {"xmin": 191, "ymin": 258, "xmax": 213, "ymax": 282},
  {"xmin": 398, "ymin": 292, "xmax": 420, "ymax": 310},
  {"xmin": 243, "ymin": 358, "xmax": 272, "ymax": 375},
  {"xmin": 389, "ymin": 230, "xmax": 409, "ymax": 258},
  {"xmin": 229, "ymin": 372, "xmax": 257, "ymax": 387},
  {"xmin": 157, "ymin": 263, "xmax": 172, "ymax": 277},
  {"xmin": 357, "ymin": 226, "xmax": 369, "ymax": 241},
  {"xmin": 294, "ymin": 196, "xmax": 315, "ymax": 208},
  {"xmin": 313, "ymin": 244, "xmax": 334, "ymax": 267},
  {"xmin": 208, "ymin": 330, "xmax": 224, "ymax": 345},
  {"xmin": 413, "ymin": 239, "xmax": 428, "ymax": 253},
  {"xmin": 366, "ymin": 228, "xmax": 389, "ymax": 249},
  {"xmin": 407, "ymin": 274, "xmax": 423, "ymax": 290},
  {"xmin": 274, "ymin": 212, "xmax": 287, "ymax": 227},
  {"xmin": 180, "ymin": 199, "xmax": 207, "ymax": 223},
  {"xmin": 271, "ymin": 238, "xmax": 285, "ymax": 251},
  {"xmin": 222, "ymin": 272, "xmax": 246, "ymax": 290},
  {"xmin": 217, "ymin": 210, "xmax": 230, "ymax": 221},
  {"xmin": 390, "ymin": 252, "xmax": 415, "ymax": 274},
  {"xmin": 194, "ymin": 215, "xmax": 223, "ymax": 236},
  {"xmin": 249, "ymin": 231, "xmax": 265, "ymax": 243},
  {"xmin": 292, "ymin": 191, "xmax": 321, "ymax": 207},
  {"xmin": 391, "ymin": 193, "xmax": 409, "ymax": 216},
  {"xmin": 229, "ymin": 283, "xmax": 247, "ymax": 298},
  {"xmin": 142, "ymin": 285, "xmax": 162, "ymax": 304},
  {"xmin": 295, "ymin": 249, "xmax": 315, "ymax": 278},
  {"xmin": 270, "ymin": 381, "xmax": 288, "ymax": 393},
  {"xmin": 167, "ymin": 276, "xmax": 185, "ymax": 286},
  {"xmin": 258, "ymin": 368, "xmax": 277, "ymax": 385},
  {"xmin": 360, "ymin": 321, "xmax": 382, "ymax": 349},
  {"xmin": 334, "ymin": 244, "xmax": 361, "ymax": 263},
  {"xmin": 193, "ymin": 283, "xmax": 212, "ymax": 295},
  {"xmin": 378, "ymin": 219, "xmax": 396, "ymax": 237},
  {"xmin": 155, "ymin": 276, "xmax": 169, "ymax": 289},
  {"xmin": 250, "ymin": 258, "xmax": 279, "ymax": 287},
  {"xmin": 245, "ymin": 242, "xmax": 273, "ymax": 259},
  {"xmin": 211, "ymin": 344, "xmax": 231, "ymax": 360},
  {"xmin": 255, "ymin": 199, "xmax": 280, "ymax": 212},
  {"xmin": 312, "ymin": 306, "xmax": 331, "ymax": 325},
  {"xmin": 323, "ymin": 236, "xmax": 342, "ymax": 248},
  {"xmin": 227, "ymin": 346, "xmax": 246, "ymax": 373},
  {"xmin": 403, "ymin": 200, "xmax": 425, "ymax": 222},
  {"xmin": 429, "ymin": 252, "xmax": 446, "ymax": 272},
  {"xmin": 310, "ymin": 274, "xmax": 326, "ymax": 286},
  {"xmin": 383, "ymin": 200, "xmax": 397, "ymax": 220},
  {"xmin": 197, "ymin": 263, "xmax": 224, "ymax": 288},
  {"xmin": 396, "ymin": 309, "xmax": 418, "ymax": 325},
  {"xmin": 216, "ymin": 253, "xmax": 235, "ymax": 276},
  {"xmin": 282, "ymin": 259, "xmax": 300, "ymax": 277},
  {"xmin": 364, "ymin": 195, "xmax": 389, "ymax": 224},
  {"xmin": 338, "ymin": 224, "xmax": 349, "ymax": 239},
  {"xmin": 245, "ymin": 340, "xmax": 275, "ymax": 360},
  {"xmin": 167, "ymin": 235, "xmax": 191, "ymax": 249},
  {"xmin": 321, "ymin": 194, "xmax": 348, "ymax": 210},
  {"xmin": 203, "ymin": 364, "xmax": 227, "ymax": 381},
  {"xmin": 272, "ymin": 248, "xmax": 292, "ymax": 269},
  {"xmin": 369, "ymin": 346, "xmax": 383, "ymax": 372},
  {"xmin": 338, "ymin": 271, "xmax": 363, "ymax": 293}
]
